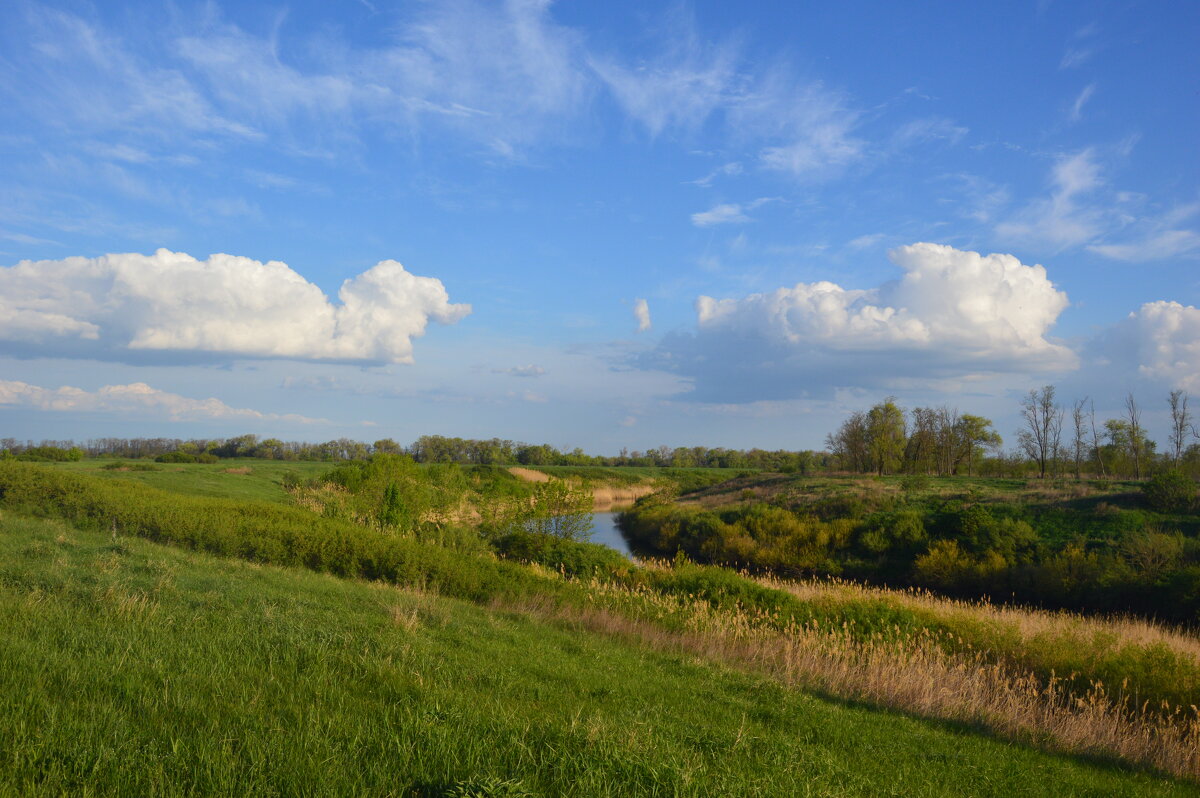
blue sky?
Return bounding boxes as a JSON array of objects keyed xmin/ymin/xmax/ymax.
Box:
[{"xmin": 1, "ymin": 0, "xmax": 1197, "ymax": 452}]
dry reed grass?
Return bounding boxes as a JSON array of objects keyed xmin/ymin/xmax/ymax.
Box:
[
  {"xmin": 758, "ymin": 574, "xmax": 1200, "ymax": 661},
  {"xmin": 503, "ymin": 576, "xmax": 1200, "ymax": 782}
]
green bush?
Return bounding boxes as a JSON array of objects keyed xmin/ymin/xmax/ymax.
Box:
[
  {"xmin": 1143, "ymin": 470, "xmax": 1196, "ymax": 513},
  {"xmin": 493, "ymin": 530, "xmax": 630, "ymax": 578}
]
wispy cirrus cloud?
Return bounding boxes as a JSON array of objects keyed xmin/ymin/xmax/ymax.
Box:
[
  {"xmin": 996, "ymin": 149, "xmax": 1107, "ymax": 251},
  {"xmin": 691, "ymin": 203, "xmax": 749, "ymax": 227},
  {"xmin": 493, "ymin": 364, "xmax": 546, "ymax": 378},
  {"xmin": 1068, "ymin": 84, "xmax": 1097, "ymax": 123},
  {"xmin": 1087, "ymin": 202, "xmax": 1200, "ymax": 261}
]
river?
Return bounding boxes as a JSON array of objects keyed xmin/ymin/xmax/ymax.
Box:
[{"xmin": 587, "ymin": 510, "xmax": 632, "ymax": 556}]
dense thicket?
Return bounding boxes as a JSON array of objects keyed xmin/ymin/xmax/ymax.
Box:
[{"xmin": 620, "ymin": 482, "xmax": 1200, "ymax": 623}]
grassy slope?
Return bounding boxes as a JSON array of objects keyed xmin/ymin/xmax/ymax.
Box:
[{"xmin": 0, "ymin": 514, "xmax": 1192, "ymax": 798}]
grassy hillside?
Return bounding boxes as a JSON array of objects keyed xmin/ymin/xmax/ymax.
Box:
[
  {"xmin": 1, "ymin": 461, "xmax": 1197, "ymax": 787},
  {"xmin": 1, "ymin": 513, "xmax": 1194, "ymax": 797}
]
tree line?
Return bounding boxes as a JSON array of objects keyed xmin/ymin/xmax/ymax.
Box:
[
  {"xmin": 827, "ymin": 387, "xmax": 1200, "ymax": 479},
  {"xmin": 0, "ymin": 433, "xmax": 830, "ymax": 472}
]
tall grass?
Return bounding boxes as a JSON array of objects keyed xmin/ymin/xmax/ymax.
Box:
[
  {"xmin": 542, "ymin": 573, "xmax": 1200, "ymax": 781},
  {"xmin": 757, "ymin": 573, "xmax": 1200, "ymax": 713}
]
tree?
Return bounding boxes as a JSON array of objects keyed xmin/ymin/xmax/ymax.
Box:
[
  {"xmin": 1125, "ymin": 393, "xmax": 1144, "ymax": 479},
  {"xmin": 1018, "ymin": 386, "xmax": 1063, "ymax": 479},
  {"xmin": 827, "ymin": 411, "xmax": 870, "ymax": 472},
  {"xmin": 1168, "ymin": 390, "xmax": 1196, "ymax": 466},
  {"xmin": 904, "ymin": 406, "xmax": 939, "ymax": 475},
  {"xmin": 954, "ymin": 414, "xmax": 1002, "ymax": 476},
  {"xmin": 866, "ymin": 398, "xmax": 907, "ymax": 475},
  {"xmin": 1070, "ymin": 398, "xmax": 1088, "ymax": 479},
  {"xmin": 1088, "ymin": 399, "xmax": 1107, "ymax": 478},
  {"xmin": 527, "ymin": 480, "xmax": 594, "ymax": 541}
]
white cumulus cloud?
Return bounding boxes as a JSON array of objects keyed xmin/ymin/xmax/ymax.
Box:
[
  {"xmin": 633, "ymin": 298, "xmax": 652, "ymax": 333},
  {"xmin": 0, "ymin": 380, "xmax": 324, "ymax": 424},
  {"xmin": 645, "ymin": 243, "xmax": 1075, "ymax": 401},
  {"xmin": 1091, "ymin": 301, "xmax": 1200, "ymax": 391},
  {"xmin": 0, "ymin": 249, "xmax": 470, "ymax": 364}
]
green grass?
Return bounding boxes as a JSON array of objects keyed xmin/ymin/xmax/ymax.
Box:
[
  {"xmin": 1, "ymin": 514, "xmax": 1193, "ymax": 797},
  {"xmin": 5, "ymin": 462, "xmax": 1193, "ymax": 720},
  {"xmin": 54, "ymin": 458, "xmax": 332, "ymax": 503}
]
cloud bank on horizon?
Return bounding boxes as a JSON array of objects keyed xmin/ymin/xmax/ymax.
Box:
[
  {"xmin": 0, "ymin": 379, "xmax": 323, "ymax": 424},
  {"xmin": 0, "ymin": 250, "xmax": 469, "ymax": 364}
]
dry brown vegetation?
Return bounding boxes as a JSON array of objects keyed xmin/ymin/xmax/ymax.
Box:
[{"xmin": 507, "ymin": 575, "xmax": 1200, "ymax": 781}]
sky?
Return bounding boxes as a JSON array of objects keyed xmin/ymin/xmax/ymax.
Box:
[{"xmin": 1, "ymin": 0, "xmax": 1198, "ymax": 453}]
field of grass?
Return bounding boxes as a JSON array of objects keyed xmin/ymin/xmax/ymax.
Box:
[
  {"xmin": 2, "ymin": 513, "xmax": 1194, "ymax": 797},
  {"xmin": 53, "ymin": 457, "xmax": 332, "ymax": 504},
  {"xmin": 2, "ymin": 461, "xmax": 1199, "ymax": 787}
]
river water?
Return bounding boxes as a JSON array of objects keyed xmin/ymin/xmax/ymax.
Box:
[{"xmin": 587, "ymin": 510, "xmax": 632, "ymax": 556}]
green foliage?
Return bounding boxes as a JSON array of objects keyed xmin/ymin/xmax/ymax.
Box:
[
  {"xmin": 492, "ymin": 531, "xmax": 629, "ymax": 578},
  {"xmin": 621, "ymin": 475, "xmax": 1200, "ymax": 623},
  {"xmin": 14, "ymin": 445, "xmax": 84, "ymax": 462},
  {"xmin": 1144, "ymin": 470, "xmax": 1197, "ymax": 513},
  {"xmin": 0, "ymin": 462, "xmax": 552, "ymax": 605},
  {"xmin": 2, "ymin": 516, "xmax": 1182, "ymax": 797}
]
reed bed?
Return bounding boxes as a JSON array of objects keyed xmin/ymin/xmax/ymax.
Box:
[{"xmin": 515, "ymin": 575, "xmax": 1200, "ymax": 782}]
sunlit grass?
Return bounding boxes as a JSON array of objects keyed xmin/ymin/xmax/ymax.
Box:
[{"xmin": 1, "ymin": 514, "xmax": 1193, "ymax": 797}]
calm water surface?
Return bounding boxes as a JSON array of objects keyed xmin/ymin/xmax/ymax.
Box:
[{"xmin": 588, "ymin": 510, "xmax": 632, "ymax": 556}]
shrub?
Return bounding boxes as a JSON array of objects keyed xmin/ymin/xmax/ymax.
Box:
[
  {"xmin": 493, "ymin": 530, "xmax": 629, "ymax": 578},
  {"xmin": 1142, "ymin": 470, "xmax": 1196, "ymax": 513}
]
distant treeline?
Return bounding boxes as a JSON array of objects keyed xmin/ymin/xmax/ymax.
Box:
[
  {"xmin": 826, "ymin": 387, "xmax": 1200, "ymax": 480},
  {"xmin": 0, "ymin": 434, "xmax": 830, "ymax": 472}
]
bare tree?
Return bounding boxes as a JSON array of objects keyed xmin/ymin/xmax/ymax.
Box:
[
  {"xmin": 1070, "ymin": 398, "xmax": 1088, "ymax": 479},
  {"xmin": 1125, "ymin": 393, "xmax": 1144, "ymax": 479},
  {"xmin": 1018, "ymin": 385, "xmax": 1064, "ymax": 479},
  {"xmin": 1088, "ymin": 399, "xmax": 1107, "ymax": 478},
  {"xmin": 1168, "ymin": 390, "xmax": 1195, "ymax": 466}
]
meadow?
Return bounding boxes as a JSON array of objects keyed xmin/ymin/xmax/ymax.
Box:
[{"xmin": 1, "ymin": 460, "xmax": 1198, "ymax": 791}]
